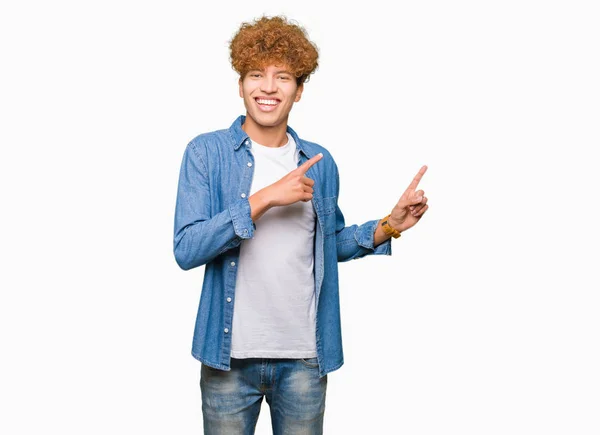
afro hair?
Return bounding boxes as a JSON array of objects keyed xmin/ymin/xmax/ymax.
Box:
[{"xmin": 229, "ymin": 15, "xmax": 319, "ymax": 86}]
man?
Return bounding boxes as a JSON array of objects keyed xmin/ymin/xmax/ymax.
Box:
[{"xmin": 173, "ymin": 15, "xmax": 429, "ymax": 435}]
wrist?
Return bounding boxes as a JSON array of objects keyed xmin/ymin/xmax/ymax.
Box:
[
  {"xmin": 387, "ymin": 216, "xmax": 401, "ymax": 230},
  {"xmin": 381, "ymin": 214, "xmax": 401, "ymax": 239},
  {"xmin": 249, "ymin": 190, "xmax": 272, "ymax": 222},
  {"xmin": 252, "ymin": 189, "xmax": 273, "ymax": 209}
]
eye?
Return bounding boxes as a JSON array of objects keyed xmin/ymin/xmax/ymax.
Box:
[{"xmin": 278, "ymin": 75, "xmax": 290, "ymax": 80}]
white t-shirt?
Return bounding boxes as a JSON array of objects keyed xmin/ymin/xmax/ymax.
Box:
[{"xmin": 230, "ymin": 133, "xmax": 317, "ymax": 359}]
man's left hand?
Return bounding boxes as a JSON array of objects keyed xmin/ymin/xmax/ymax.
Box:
[{"xmin": 388, "ymin": 165, "xmax": 429, "ymax": 233}]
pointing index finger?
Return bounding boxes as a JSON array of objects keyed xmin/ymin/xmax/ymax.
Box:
[
  {"xmin": 298, "ymin": 152, "xmax": 323, "ymax": 174},
  {"xmin": 407, "ymin": 165, "xmax": 428, "ymax": 191}
]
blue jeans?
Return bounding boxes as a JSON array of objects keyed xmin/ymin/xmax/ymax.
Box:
[{"xmin": 200, "ymin": 357, "xmax": 328, "ymax": 434}]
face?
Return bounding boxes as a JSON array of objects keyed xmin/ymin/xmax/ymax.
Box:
[{"xmin": 238, "ymin": 64, "xmax": 304, "ymax": 130}]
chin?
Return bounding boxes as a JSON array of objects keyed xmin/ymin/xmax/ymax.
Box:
[{"xmin": 248, "ymin": 112, "xmax": 283, "ymax": 128}]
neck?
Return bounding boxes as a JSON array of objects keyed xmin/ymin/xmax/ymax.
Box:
[{"xmin": 241, "ymin": 114, "xmax": 289, "ymax": 148}]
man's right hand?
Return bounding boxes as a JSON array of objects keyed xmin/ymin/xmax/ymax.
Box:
[
  {"xmin": 261, "ymin": 152, "xmax": 323, "ymax": 207},
  {"xmin": 248, "ymin": 152, "xmax": 323, "ymax": 223}
]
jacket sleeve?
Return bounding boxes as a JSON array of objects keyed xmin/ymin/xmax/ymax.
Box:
[
  {"xmin": 333, "ymin": 162, "xmax": 392, "ymax": 262},
  {"xmin": 173, "ymin": 140, "xmax": 255, "ymax": 270}
]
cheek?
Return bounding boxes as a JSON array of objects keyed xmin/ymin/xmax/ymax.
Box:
[
  {"xmin": 240, "ymin": 81, "xmax": 255, "ymax": 98},
  {"xmin": 242, "ymin": 91, "xmax": 255, "ymax": 106}
]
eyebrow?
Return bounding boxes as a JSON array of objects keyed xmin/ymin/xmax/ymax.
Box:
[{"xmin": 248, "ymin": 68, "xmax": 293, "ymax": 75}]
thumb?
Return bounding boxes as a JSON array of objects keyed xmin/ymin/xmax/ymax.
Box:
[{"xmin": 400, "ymin": 193, "xmax": 423, "ymax": 208}]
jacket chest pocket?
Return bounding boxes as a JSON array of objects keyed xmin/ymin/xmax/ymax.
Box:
[{"xmin": 319, "ymin": 196, "xmax": 337, "ymax": 238}]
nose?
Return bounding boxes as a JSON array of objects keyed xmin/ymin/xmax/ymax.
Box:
[{"xmin": 259, "ymin": 75, "xmax": 277, "ymax": 94}]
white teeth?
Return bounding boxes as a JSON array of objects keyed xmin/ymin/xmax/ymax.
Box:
[{"xmin": 256, "ymin": 99, "xmax": 279, "ymax": 105}]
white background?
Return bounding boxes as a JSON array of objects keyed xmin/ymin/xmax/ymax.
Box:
[{"xmin": 1, "ymin": 0, "xmax": 599, "ymax": 434}]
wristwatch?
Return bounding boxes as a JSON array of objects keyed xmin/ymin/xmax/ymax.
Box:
[{"xmin": 381, "ymin": 214, "xmax": 401, "ymax": 238}]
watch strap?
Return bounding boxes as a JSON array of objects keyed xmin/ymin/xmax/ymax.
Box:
[{"xmin": 381, "ymin": 214, "xmax": 401, "ymax": 238}]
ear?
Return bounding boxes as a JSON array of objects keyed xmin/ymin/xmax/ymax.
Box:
[
  {"xmin": 238, "ymin": 78, "xmax": 243, "ymax": 98},
  {"xmin": 294, "ymin": 83, "xmax": 304, "ymax": 103}
]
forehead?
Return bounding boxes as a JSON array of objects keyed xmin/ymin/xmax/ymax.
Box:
[{"xmin": 247, "ymin": 63, "xmax": 293, "ymax": 73}]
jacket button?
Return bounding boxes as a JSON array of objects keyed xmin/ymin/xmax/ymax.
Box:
[
  {"xmin": 241, "ymin": 193, "xmax": 246, "ymax": 198},
  {"xmin": 226, "ymin": 297, "xmax": 232, "ymax": 302},
  {"xmin": 247, "ymin": 162, "xmax": 252, "ymax": 167},
  {"xmin": 230, "ymin": 261, "xmax": 235, "ymax": 267},
  {"xmin": 224, "ymin": 328, "xmax": 229, "ymax": 333}
]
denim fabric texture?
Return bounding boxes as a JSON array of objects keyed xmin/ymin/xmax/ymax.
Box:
[
  {"xmin": 201, "ymin": 357, "xmax": 327, "ymax": 434},
  {"xmin": 173, "ymin": 115, "xmax": 392, "ymax": 378}
]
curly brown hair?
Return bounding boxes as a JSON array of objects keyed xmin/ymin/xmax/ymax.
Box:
[{"xmin": 229, "ymin": 15, "xmax": 319, "ymax": 86}]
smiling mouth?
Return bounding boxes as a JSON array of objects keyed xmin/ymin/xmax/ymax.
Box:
[{"xmin": 255, "ymin": 98, "xmax": 280, "ymax": 112}]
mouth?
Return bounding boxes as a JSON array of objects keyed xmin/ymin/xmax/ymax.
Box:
[{"xmin": 254, "ymin": 97, "xmax": 281, "ymax": 112}]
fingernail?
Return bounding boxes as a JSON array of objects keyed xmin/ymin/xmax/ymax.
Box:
[{"xmin": 318, "ymin": 152, "xmax": 323, "ymax": 157}]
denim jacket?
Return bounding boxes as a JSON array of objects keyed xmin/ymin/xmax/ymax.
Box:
[{"xmin": 173, "ymin": 115, "xmax": 392, "ymax": 378}]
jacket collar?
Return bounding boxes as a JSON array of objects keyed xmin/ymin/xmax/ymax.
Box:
[{"xmin": 228, "ymin": 115, "xmax": 312, "ymax": 158}]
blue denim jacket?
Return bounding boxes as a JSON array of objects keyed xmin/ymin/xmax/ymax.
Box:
[{"xmin": 173, "ymin": 115, "xmax": 392, "ymax": 378}]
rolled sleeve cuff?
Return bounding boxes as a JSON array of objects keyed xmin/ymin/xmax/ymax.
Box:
[
  {"xmin": 229, "ymin": 198, "xmax": 256, "ymax": 240},
  {"xmin": 355, "ymin": 219, "xmax": 392, "ymax": 255}
]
